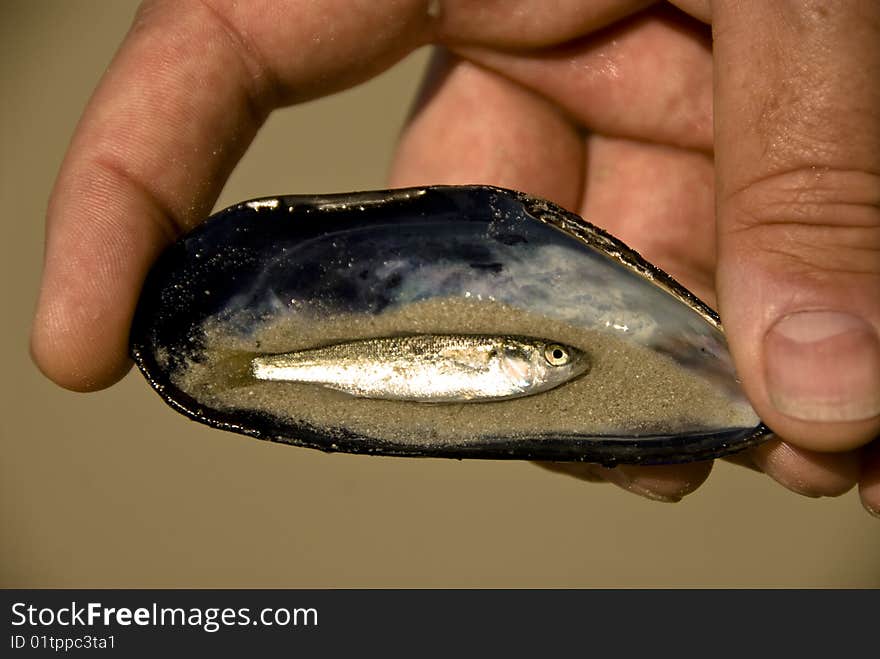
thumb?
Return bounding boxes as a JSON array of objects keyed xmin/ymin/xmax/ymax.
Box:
[{"xmin": 711, "ymin": 0, "xmax": 880, "ymax": 451}]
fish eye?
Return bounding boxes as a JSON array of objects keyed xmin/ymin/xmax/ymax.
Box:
[{"xmin": 544, "ymin": 344, "xmax": 570, "ymax": 366}]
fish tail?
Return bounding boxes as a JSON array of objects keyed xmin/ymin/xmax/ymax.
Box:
[{"xmin": 251, "ymin": 354, "xmax": 324, "ymax": 382}]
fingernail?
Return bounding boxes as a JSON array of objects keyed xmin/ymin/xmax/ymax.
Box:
[
  {"xmin": 598, "ymin": 468, "xmax": 681, "ymax": 503},
  {"xmin": 626, "ymin": 483, "xmax": 682, "ymax": 503},
  {"xmin": 861, "ymin": 480, "xmax": 880, "ymax": 519},
  {"xmin": 863, "ymin": 497, "xmax": 880, "ymax": 519},
  {"xmin": 765, "ymin": 311, "xmax": 880, "ymax": 422}
]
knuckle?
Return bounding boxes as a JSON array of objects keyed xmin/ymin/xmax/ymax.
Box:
[
  {"xmin": 724, "ymin": 166, "xmax": 880, "ymax": 230},
  {"xmin": 723, "ymin": 166, "xmax": 880, "ymax": 275},
  {"xmin": 135, "ymin": 0, "xmax": 280, "ymax": 116}
]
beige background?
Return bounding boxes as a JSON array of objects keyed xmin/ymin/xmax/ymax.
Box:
[{"xmin": 3, "ymin": 1, "xmax": 878, "ymax": 587}]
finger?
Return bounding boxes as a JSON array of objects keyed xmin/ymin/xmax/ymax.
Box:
[
  {"xmin": 580, "ymin": 134, "xmax": 716, "ymax": 302},
  {"xmin": 595, "ymin": 462, "xmax": 713, "ymax": 502},
  {"xmin": 435, "ymin": 0, "xmax": 652, "ymax": 48},
  {"xmin": 454, "ymin": 5, "xmax": 713, "ymax": 150},
  {"xmin": 748, "ymin": 437, "xmax": 859, "ymax": 498},
  {"xmin": 668, "ymin": 1, "xmax": 711, "ymax": 24},
  {"xmin": 859, "ymin": 441, "xmax": 880, "ymax": 518},
  {"xmin": 534, "ymin": 461, "xmax": 712, "ymax": 502},
  {"xmin": 712, "ymin": 0, "xmax": 880, "ymax": 450},
  {"xmin": 596, "ymin": 462, "xmax": 712, "ymax": 503},
  {"xmin": 389, "ymin": 51, "xmax": 585, "ymax": 209},
  {"xmin": 32, "ymin": 0, "xmax": 432, "ymax": 391},
  {"xmin": 534, "ymin": 462, "xmax": 609, "ymax": 483}
]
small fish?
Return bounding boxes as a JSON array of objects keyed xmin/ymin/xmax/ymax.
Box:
[{"xmin": 251, "ymin": 334, "xmax": 590, "ymax": 402}]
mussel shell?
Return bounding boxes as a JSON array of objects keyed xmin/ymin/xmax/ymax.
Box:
[{"xmin": 130, "ymin": 185, "xmax": 770, "ymax": 465}]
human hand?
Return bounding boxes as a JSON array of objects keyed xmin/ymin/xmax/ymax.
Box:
[{"xmin": 32, "ymin": 1, "xmax": 879, "ymax": 514}]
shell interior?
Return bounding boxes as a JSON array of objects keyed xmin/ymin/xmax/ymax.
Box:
[{"xmin": 130, "ymin": 185, "xmax": 769, "ymax": 465}]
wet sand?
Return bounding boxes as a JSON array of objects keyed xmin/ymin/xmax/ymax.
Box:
[{"xmin": 170, "ymin": 298, "xmax": 758, "ymax": 445}]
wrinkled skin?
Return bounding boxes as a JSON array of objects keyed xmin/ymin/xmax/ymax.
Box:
[{"xmin": 31, "ymin": 1, "xmax": 880, "ymax": 514}]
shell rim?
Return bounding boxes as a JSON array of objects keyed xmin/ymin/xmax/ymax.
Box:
[{"xmin": 129, "ymin": 184, "xmax": 771, "ymax": 465}]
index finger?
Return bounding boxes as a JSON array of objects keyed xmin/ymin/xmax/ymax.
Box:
[{"xmin": 31, "ymin": 0, "xmax": 431, "ymax": 391}]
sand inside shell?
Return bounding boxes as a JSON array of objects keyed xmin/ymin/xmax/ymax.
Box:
[{"xmin": 169, "ymin": 298, "xmax": 758, "ymax": 446}]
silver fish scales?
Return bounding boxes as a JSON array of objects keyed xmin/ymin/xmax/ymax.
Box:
[{"xmin": 251, "ymin": 334, "xmax": 589, "ymax": 402}]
